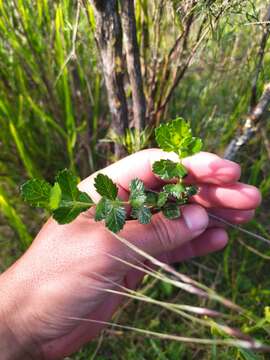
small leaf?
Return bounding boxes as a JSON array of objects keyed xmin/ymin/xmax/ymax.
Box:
[
  {"xmin": 155, "ymin": 118, "xmax": 191, "ymax": 153},
  {"xmin": 155, "ymin": 118, "xmax": 202, "ymax": 158},
  {"xmin": 179, "ymin": 137, "xmax": 202, "ymax": 158},
  {"xmin": 52, "ymin": 205, "xmax": 82, "ymax": 224},
  {"xmin": 129, "ymin": 178, "xmax": 146, "ymax": 208},
  {"xmin": 162, "ymin": 203, "xmax": 181, "ymax": 219},
  {"xmin": 21, "ymin": 179, "xmax": 52, "ymax": 208},
  {"xmin": 157, "ymin": 191, "xmax": 168, "ymax": 207},
  {"xmin": 95, "ymin": 197, "xmax": 126, "ymax": 232},
  {"xmin": 131, "ymin": 206, "xmax": 152, "ymax": 224},
  {"xmin": 145, "ymin": 191, "xmax": 158, "ymax": 207},
  {"xmin": 105, "ymin": 200, "xmax": 126, "ymax": 232},
  {"xmin": 152, "ymin": 159, "xmax": 187, "ymax": 180},
  {"xmin": 164, "ymin": 183, "xmax": 185, "ymax": 199},
  {"xmin": 49, "ymin": 183, "xmax": 61, "ymax": 210},
  {"xmin": 56, "ymin": 169, "xmax": 79, "ymax": 202},
  {"xmin": 155, "ymin": 122, "xmax": 175, "ymax": 153},
  {"xmin": 190, "ymin": 138, "xmax": 203, "ymax": 154},
  {"xmin": 94, "ymin": 174, "xmax": 118, "ymax": 200},
  {"xmin": 51, "ymin": 169, "xmax": 94, "ymax": 223},
  {"xmin": 53, "ymin": 192, "xmax": 93, "ymax": 224},
  {"xmin": 185, "ymin": 185, "xmax": 198, "ymax": 197},
  {"xmin": 95, "ymin": 197, "xmax": 108, "ymax": 221}
]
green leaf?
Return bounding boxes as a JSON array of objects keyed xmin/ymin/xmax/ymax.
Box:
[
  {"xmin": 53, "ymin": 192, "xmax": 93, "ymax": 224},
  {"xmin": 95, "ymin": 197, "xmax": 108, "ymax": 221},
  {"xmin": 155, "ymin": 118, "xmax": 191, "ymax": 153},
  {"xmin": 163, "ymin": 183, "xmax": 185, "ymax": 199},
  {"xmin": 152, "ymin": 159, "xmax": 187, "ymax": 180},
  {"xmin": 49, "ymin": 182, "xmax": 61, "ymax": 210},
  {"xmin": 21, "ymin": 178, "xmax": 52, "ymax": 208},
  {"xmin": 131, "ymin": 206, "xmax": 152, "ymax": 224},
  {"xmin": 95, "ymin": 197, "xmax": 126, "ymax": 232},
  {"xmin": 105, "ymin": 200, "xmax": 126, "ymax": 232},
  {"xmin": 145, "ymin": 191, "xmax": 158, "ymax": 207},
  {"xmin": 129, "ymin": 178, "xmax": 146, "ymax": 208},
  {"xmin": 56, "ymin": 169, "xmax": 79, "ymax": 202},
  {"xmin": 52, "ymin": 169, "xmax": 94, "ymax": 224},
  {"xmin": 155, "ymin": 118, "xmax": 202, "ymax": 158},
  {"xmin": 185, "ymin": 185, "xmax": 198, "ymax": 197},
  {"xmin": 162, "ymin": 203, "xmax": 181, "ymax": 219},
  {"xmin": 94, "ymin": 173, "xmax": 118, "ymax": 200},
  {"xmin": 155, "ymin": 122, "xmax": 175, "ymax": 152},
  {"xmin": 157, "ymin": 191, "xmax": 168, "ymax": 207},
  {"xmin": 180, "ymin": 137, "xmax": 203, "ymax": 158}
]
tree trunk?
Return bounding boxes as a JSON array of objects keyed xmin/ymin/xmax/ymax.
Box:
[
  {"xmin": 90, "ymin": 0, "xmax": 128, "ymax": 157},
  {"xmin": 120, "ymin": 0, "xmax": 146, "ymax": 131}
]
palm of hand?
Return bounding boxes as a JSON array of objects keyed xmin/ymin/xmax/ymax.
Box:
[{"xmin": 5, "ymin": 150, "xmax": 260, "ymax": 359}]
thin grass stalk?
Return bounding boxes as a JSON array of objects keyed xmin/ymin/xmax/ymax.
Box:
[{"xmin": 66, "ymin": 317, "xmax": 270, "ymax": 351}]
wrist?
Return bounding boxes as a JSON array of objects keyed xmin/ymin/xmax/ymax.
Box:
[{"xmin": 0, "ymin": 268, "xmax": 43, "ymax": 360}]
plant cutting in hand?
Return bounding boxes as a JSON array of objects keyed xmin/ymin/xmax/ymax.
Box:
[{"xmin": 21, "ymin": 118, "xmax": 202, "ymax": 233}]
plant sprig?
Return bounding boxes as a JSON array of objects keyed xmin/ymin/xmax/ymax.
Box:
[{"xmin": 21, "ymin": 118, "xmax": 202, "ymax": 233}]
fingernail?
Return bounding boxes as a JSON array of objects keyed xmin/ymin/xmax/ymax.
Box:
[{"xmin": 183, "ymin": 205, "xmax": 208, "ymax": 233}]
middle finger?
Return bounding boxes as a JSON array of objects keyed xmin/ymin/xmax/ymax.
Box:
[{"xmin": 192, "ymin": 182, "xmax": 261, "ymax": 210}]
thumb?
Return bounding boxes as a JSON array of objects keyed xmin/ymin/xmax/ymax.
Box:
[{"xmin": 120, "ymin": 204, "xmax": 209, "ymax": 260}]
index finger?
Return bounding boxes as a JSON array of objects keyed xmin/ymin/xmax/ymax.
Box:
[{"xmin": 78, "ymin": 149, "xmax": 241, "ymax": 199}]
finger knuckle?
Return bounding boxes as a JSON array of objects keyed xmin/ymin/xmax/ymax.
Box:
[{"xmin": 152, "ymin": 213, "xmax": 175, "ymax": 252}]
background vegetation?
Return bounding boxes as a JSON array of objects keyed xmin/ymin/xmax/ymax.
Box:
[{"xmin": 0, "ymin": 0, "xmax": 270, "ymax": 359}]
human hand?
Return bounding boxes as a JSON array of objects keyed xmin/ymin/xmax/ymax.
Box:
[{"xmin": 0, "ymin": 150, "xmax": 261, "ymax": 359}]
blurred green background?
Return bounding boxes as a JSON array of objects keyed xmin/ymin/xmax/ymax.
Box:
[{"xmin": 0, "ymin": 1, "xmax": 270, "ymax": 359}]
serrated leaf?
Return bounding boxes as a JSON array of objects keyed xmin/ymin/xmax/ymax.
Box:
[
  {"xmin": 145, "ymin": 191, "xmax": 158, "ymax": 207},
  {"xmin": 95, "ymin": 197, "xmax": 108, "ymax": 221},
  {"xmin": 95, "ymin": 197, "xmax": 126, "ymax": 232},
  {"xmin": 155, "ymin": 118, "xmax": 190, "ymax": 153},
  {"xmin": 49, "ymin": 183, "xmax": 61, "ymax": 210},
  {"xmin": 53, "ymin": 192, "xmax": 93, "ymax": 224},
  {"xmin": 155, "ymin": 122, "xmax": 174, "ymax": 152},
  {"xmin": 164, "ymin": 183, "xmax": 185, "ymax": 199},
  {"xmin": 21, "ymin": 178, "xmax": 52, "ymax": 208},
  {"xmin": 129, "ymin": 178, "xmax": 146, "ymax": 208},
  {"xmin": 105, "ymin": 201, "xmax": 126, "ymax": 232},
  {"xmin": 152, "ymin": 159, "xmax": 187, "ymax": 180},
  {"xmin": 52, "ymin": 204, "xmax": 85, "ymax": 224},
  {"xmin": 155, "ymin": 118, "xmax": 202, "ymax": 158},
  {"xmin": 51, "ymin": 169, "xmax": 94, "ymax": 223},
  {"xmin": 162, "ymin": 203, "xmax": 181, "ymax": 219},
  {"xmin": 56, "ymin": 169, "xmax": 79, "ymax": 202},
  {"xmin": 180, "ymin": 137, "xmax": 203, "ymax": 158},
  {"xmin": 185, "ymin": 185, "xmax": 198, "ymax": 197},
  {"xmin": 131, "ymin": 206, "xmax": 152, "ymax": 224},
  {"xmin": 94, "ymin": 173, "xmax": 118, "ymax": 200},
  {"xmin": 157, "ymin": 191, "xmax": 168, "ymax": 207}
]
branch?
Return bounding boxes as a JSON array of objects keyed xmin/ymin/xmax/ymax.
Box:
[
  {"xmin": 250, "ymin": 4, "xmax": 270, "ymax": 108},
  {"xmin": 120, "ymin": 0, "xmax": 146, "ymax": 131},
  {"xmin": 154, "ymin": 2, "xmax": 196, "ymax": 121},
  {"xmin": 224, "ymin": 83, "xmax": 270, "ymax": 160},
  {"xmin": 156, "ymin": 28, "xmax": 209, "ymax": 117}
]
